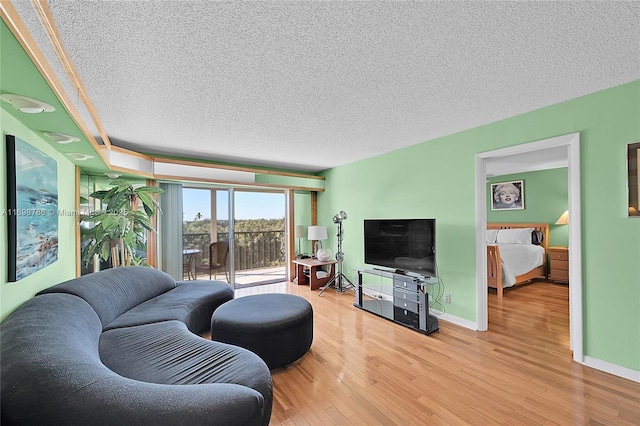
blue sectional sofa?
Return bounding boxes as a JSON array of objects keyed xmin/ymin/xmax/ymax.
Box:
[{"xmin": 0, "ymin": 267, "xmax": 273, "ymax": 426}]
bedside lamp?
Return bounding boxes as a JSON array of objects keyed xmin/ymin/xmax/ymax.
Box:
[
  {"xmin": 307, "ymin": 226, "xmax": 327, "ymax": 259},
  {"xmin": 555, "ymin": 210, "xmax": 569, "ymax": 225},
  {"xmin": 555, "ymin": 210, "xmax": 570, "ymax": 249}
]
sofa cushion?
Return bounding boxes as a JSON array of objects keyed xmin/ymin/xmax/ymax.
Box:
[
  {"xmin": 100, "ymin": 320, "xmax": 273, "ymax": 425},
  {"xmin": 38, "ymin": 266, "xmax": 176, "ymax": 328},
  {"xmin": 104, "ymin": 280, "xmax": 234, "ymax": 333}
]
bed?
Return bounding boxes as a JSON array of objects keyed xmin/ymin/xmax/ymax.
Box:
[{"xmin": 486, "ymin": 223, "xmax": 549, "ymax": 297}]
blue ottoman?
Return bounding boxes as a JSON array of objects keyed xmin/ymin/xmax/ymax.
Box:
[{"xmin": 211, "ymin": 294, "xmax": 313, "ymax": 369}]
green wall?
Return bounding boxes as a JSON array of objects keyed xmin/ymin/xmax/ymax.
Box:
[
  {"xmin": 318, "ymin": 80, "xmax": 640, "ymax": 372},
  {"xmin": 487, "ymin": 168, "xmax": 569, "ymax": 247},
  {"xmin": 1, "ymin": 109, "xmax": 78, "ymax": 321},
  {"xmin": 255, "ymin": 174, "xmax": 324, "ymax": 191}
]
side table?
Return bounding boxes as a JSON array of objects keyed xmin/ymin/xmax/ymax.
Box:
[
  {"xmin": 182, "ymin": 248, "xmax": 201, "ymax": 280},
  {"xmin": 548, "ymin": 246, "xmax": 569, "ymax": 283},
  {"xmin": 292, "ymin": 258, "xmax": 337, "ymax": 290}
]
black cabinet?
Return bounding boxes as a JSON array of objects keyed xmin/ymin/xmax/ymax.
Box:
[{"xmin": 354, "ymin": 269, "xmax": 439, "ymax": 334}]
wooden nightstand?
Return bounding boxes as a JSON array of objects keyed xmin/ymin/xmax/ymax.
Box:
[{"xmin": 548, "ymin": 246, "xmax": 569, "ymax": 283}]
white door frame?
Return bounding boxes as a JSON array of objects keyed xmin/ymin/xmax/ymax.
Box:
[{"xmin": 475, "ymin": 132, "xmax": 583, "ymax": 362}]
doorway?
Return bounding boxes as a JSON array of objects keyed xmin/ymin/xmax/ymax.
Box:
[{"xmin": 475, "ymin": 132, "xmax": 583, "ymax": 362}]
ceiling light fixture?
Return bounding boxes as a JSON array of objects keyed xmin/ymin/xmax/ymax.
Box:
[
  {"xmin": 1, "ymin": 93, "xmax": 55, "ymax": 113},
  {"xmin": 68, "ymin": 153, "xmax": 94, "ymax": 161},
  {"xmin": 105, "ymin": 173, "xmax": 121, "ymax": 179},
  {"xmin": 43, "ymin": 132, "xmax": 80, "ymax": 144}
]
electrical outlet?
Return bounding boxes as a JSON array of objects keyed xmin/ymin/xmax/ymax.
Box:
[{"xmin": 445, "ymin": 294, "xmax": 451, "ymax": 304}]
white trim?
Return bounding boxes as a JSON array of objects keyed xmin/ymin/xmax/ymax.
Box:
[
  {"xmin": 475, "ymin": 154, "xmax": 488, "ymax": 331},
  {"xmin": 432, "ymin": 312, "xmax": 478, "ymax": 331},
  {"xmin": 582, "ymin": 356, "xmax": 640, "ymax": 383},
  {"xmin": 477, "ymin": 133, "xmax": 577, "ymax": 159},
  {"xmin": 567, "ymin": 136, "xmax": 583, "ymax": 361},
  {"xmin": 475, "ymin": 133, "xmax": 583, "ymax": 360}
]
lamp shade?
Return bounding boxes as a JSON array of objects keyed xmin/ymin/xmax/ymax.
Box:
[
  {"xmin": 555, "ymin": 210, "xmax": 569, "ymax": 225},
  {"xmin": 294, "ymin": 225, "xmax": 306, "ymax": 238},
  {"xmin": 307, "ymin": 225, "xmax": 328, "ymax": 241}
]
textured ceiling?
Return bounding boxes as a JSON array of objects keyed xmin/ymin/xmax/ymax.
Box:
[{"xmin": 34, "ymin": 1, "xmax": 640, "ymax": 172}]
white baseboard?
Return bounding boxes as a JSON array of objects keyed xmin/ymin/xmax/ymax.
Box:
[
  {"xmin": 430, "ymin": 310, "xmax": 477, "ymax": 330},
  {"xmin": 582, "ymin": 355, "xmax": 640, "ymax": 383},
  {"xmin": 430, "ymin": 312, "xmax": 640, "ymax": 383}
]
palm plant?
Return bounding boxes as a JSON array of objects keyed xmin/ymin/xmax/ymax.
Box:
[{"xmin": 81, "ymin": 179, "xmax": 163, "ymax": 267}]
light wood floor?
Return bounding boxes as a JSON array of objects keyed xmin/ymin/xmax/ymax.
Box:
[{"xmin": 236, "ymin": 281, "xmax": 640, "ymax": 425}]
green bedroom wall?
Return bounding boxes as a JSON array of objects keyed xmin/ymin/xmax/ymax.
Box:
[
  {"xmin": 318, "ymin": 80, "xmax": 640, "ymax": 372},
  {"xmin": 1, "ymin": 109, "xmax": 78, "ymax": 322},
  {"xmin": 487, "ymin": 169, "xmax": 569, "ymax": 247}
]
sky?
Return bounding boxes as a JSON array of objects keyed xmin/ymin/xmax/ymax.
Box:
[{"xmin": 182, "ymin": 188, "xmax": 285, "ymax": 221}]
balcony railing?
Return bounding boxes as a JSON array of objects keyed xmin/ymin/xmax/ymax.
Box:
[{"xmin": 184, "ymin": 231, "xmax": 285, "ymax": 271}]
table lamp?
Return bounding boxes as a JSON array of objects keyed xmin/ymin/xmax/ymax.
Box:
[
  {"xmin": 555, "ymin": 210, "xmax": 569, "ymax": 225},
  {"xmin": 307, "ymin": 225, "xmax": 327, "ymax": 259}
]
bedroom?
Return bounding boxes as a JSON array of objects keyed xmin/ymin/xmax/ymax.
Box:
[{"xmin": 486, "ymin": 167, "xmax": 569, "ymax": 298}]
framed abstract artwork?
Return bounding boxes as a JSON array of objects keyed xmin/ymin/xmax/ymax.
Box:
[
  {"xmin": 490, "ymin": 180, "xmax": 525, "ymax": 211},
  {"xmin": 5, "ymin": 135, "xmax": 59, "ymax": 281}
]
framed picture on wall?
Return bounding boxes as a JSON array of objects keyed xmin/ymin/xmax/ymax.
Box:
[
  {"xmin": 5, "ymin": 135, "xmax": 59, "ymax": 282},
  {"xmin": 628, "ymin": 141, "xmax": 639, "ymax": 217},
  {"xmin": 491, "ymin": 180, "xmax": 525, "ymax": 211}
]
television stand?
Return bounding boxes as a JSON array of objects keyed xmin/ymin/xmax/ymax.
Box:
[{"xmin": 354, "ymin": 269, "xmax": 439, "ymax": 334}]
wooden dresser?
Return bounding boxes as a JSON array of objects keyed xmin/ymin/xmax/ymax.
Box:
[{"xmin": 548, "ymin": 246, "xmax": 569, "ymax": 283}]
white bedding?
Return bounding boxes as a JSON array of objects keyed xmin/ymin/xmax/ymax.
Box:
[{"xmin": 489, "ymin": 243, "xmax": 545, "ymax": 287}]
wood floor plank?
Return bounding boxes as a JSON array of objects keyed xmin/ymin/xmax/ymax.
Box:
[{"xmin": 235, "ymin": 281, "xmax": 639, "ymax": 425}]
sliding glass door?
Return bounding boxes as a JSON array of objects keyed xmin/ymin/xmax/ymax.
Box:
[
  {"xmin": 232, "ymin": 190, "xmax": 286, "ymax": 288},
  {"xmin": 182, "ymin": 187, "xmax": 286, "ymax": 288},
  {"xmin": 182, "ymin": 187, "xmax": 229, "ymax": 283}
]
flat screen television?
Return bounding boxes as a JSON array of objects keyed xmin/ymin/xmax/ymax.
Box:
[{"xmin": 364, "ymin": 219, "xmax": 436, "ymax": 277}]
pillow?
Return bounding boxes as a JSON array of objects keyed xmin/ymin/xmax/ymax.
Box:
[
  {"xmin": 496, "ymin": 228, "xmax": 534, "ymax": 244},
  {"xmin": 485, "ymin": 229, "xmax": 498, "ymax": 244}
]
